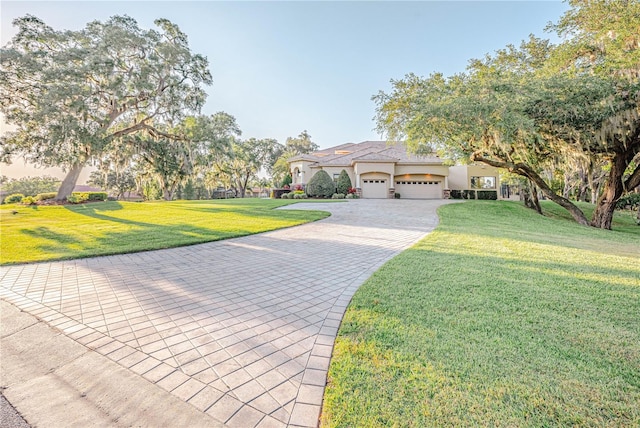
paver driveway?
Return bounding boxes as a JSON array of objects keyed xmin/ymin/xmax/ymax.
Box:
[{"xmin": 1, "ymin": 199, "xmax": 452, "ymax": 427}]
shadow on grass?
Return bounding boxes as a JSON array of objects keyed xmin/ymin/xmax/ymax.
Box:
[{"xmin": 8, "ymin": 200, "xmax": 327, "ymax": 263}]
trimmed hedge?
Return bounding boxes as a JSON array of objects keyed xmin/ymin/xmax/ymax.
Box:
[
  {"xmin": 477, "ymin": 190, "xmax": 498, "ymax": 200},
  {"xmin": 4, "ymin": 193, "xmax": 24, "ymax": 204},
  {"xmin": 450, "ymin": 190, "xmax": 463, "ymax": 200},
  {"xmin": 35, "ymin": 192, "xmax": 57, "ymax": 201}
]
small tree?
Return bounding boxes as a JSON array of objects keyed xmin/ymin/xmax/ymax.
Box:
[
  {"xmin": 337, "ymin": 169, "xmax": 352, "ymax": 195},
  {"xmin": 306, "ymin": 170, "xmax": 335, "ymax": 198},
  {"xmin": 281, "ymin": 174, "xmax": 292, "ymax": 188}
]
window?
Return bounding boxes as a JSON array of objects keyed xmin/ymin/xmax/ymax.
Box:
[{"xmin": 471, "ymin": 176, "xmax": 496, "ymax": 189}]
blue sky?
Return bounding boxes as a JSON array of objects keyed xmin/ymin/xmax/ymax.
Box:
[{"xmin": 2, "ymin": 1, "xmax": 569, "ymax": 154}]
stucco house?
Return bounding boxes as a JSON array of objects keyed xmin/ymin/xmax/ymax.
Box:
[{"xmin": 288, "ymin": 140, "xmax": 501, "ymax": 199}]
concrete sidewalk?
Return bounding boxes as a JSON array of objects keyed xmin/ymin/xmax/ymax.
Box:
[{"xmin": 1, "ymin": 199, "xmax": 451, "ymax": 427}]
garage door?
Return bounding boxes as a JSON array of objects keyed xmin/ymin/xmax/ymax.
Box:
[
  {"xmin": 362, "ymin": 179, "xmax": 388, "ymax": 199},
  {"xmin": 394, "ymin": 180, "xmax": 442, "ymax": 199}
]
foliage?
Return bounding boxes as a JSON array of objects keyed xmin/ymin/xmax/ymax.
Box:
[
  {"xmin": 373, "ymin": 1, "xmax": 640, "ymax": 230},
  {"xmin": 4, "ymin": 193, "xmax": 24, "ymax": 204},
  {"xmin": 0, "ymin": 15, "xmax": 212, "ymax": 200},
  {"xmin": 293, "ymin": 193, "xmax": 308, "ymax": 199},
  {"xmin": 347, "ymin": 187, "xmax": 357, "ymax": 195},
  {"xmin": 284, "ymin": 130, "xmax": 319, "ymax": 155},
  {"xmin": 462, "ymin": 190, "xmax": 476, "ymax": 200},
  {"xmin": 67, "ymin": 193, "xmax": 88, "ymax": 204},
  {"xmin": 477, "ymin": 190, "xmax": 498, "ymax": 200},
  {"xmin": 336, "ymin": 170, "xmax": 352, "ymax": 195},
  {"xmin": 35, "ymin": 192, "xmax": 57, "ymax": 201},
  {"xmin": 0, "ymin": 176, "xmax": 59, "ymax": 196},
  {"xmin": 449, "ymin": 190, "xmax": 463, "ymax": 199},
  {"xmin": 88, "ymin": 168, "xmax": 136, "ymax": 200},
  {"xmin": 281, "ymin": 192, "xmax": 292, "ymax": 199},
  {"xmin": 306, "ymin": 170, "xmax": 335, "ymax": 198},
  {"xmin": 215, "ymin": 137, "xmax": 281, "ymax": 198},
  {"xmin": 323, "ymin": 201, "xmax": 639, "ymax": 427},
  {"xmin": 20, "ymin": 196, "xmax": 36, "ymax": 205},
  {"xmin": 281, "ymin": 174, "xmax": 293, "ymax": 188},
  {"xmin": 0, "ymin": 199, "xmax": 329, "ymax": 264},
  {"xmin": 332, "ymin": 193, "xmax": 346, "ymax": 199},
  {"xmin": 345, "ymin": 193, "xmax": 358, "ymax": 199},
  {"xmin": 616, "ymin": 193, "xmax": 640, "ymax": 210}
]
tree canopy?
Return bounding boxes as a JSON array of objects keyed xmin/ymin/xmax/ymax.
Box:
[
  {"xmin": 374, "ymin": 0, "xmax": 639, "ymax": 229},
  {"xmin": 0, "ymin": 15, "xmax": 212, "ymax": 200}
]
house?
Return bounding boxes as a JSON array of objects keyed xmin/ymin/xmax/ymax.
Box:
[{"xmin": 288, "ymin": 141, "xmax": 501, "ymax": 199}]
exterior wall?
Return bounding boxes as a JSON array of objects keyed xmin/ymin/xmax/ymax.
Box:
[
  {"xmin": 465, "ymin": 164, "xmax": 500, "ymax": 190},
  {"xmin": 448, "ymin": 166, "xmax": 468, "ymax": 190},
  {"xmin": 448, "ymin": 164, "xmax": 501, "ymax": 198},
  {"xmin": 394, "ymin": 164, "xmax": 449, "ymax": 177},
  {"xmin": 290, "ymin": 161, "xmax": 314, "ymax": 185},
  {"xmin": 353, "ymin": 162, "xmax": 396, "ymax": 177}
]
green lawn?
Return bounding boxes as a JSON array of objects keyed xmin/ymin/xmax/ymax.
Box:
[
  {"xmin": 322, "ymin": 201, "xmax": 640, "ymax": 427},
  {"xmin": 0, "ymin": 199, "xmax": 329, "ymax": 265}
]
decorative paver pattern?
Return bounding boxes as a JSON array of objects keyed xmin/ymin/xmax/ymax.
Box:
[{"xmin": 1, "ymin": 199, "xmax": 450, "ymax": 427}]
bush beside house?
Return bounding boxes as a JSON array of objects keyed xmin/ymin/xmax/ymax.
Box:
[{"xmin": 306, "ymin": 170, "xmax": 335, "ymax": 198}]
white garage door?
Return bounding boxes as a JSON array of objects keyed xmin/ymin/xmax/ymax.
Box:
[
  {"xmin": 362, "ymin": 179, "xmax": 388, "ymax": 199},
  {"xmin": 394, "ymin": 180, "xmax": 442, "ymax": 199}
]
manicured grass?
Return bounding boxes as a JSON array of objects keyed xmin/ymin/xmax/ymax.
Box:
[
  {"xmin": 322, "ymin": 201, "xmax": 640, "ymax": 427},
  {"xmin": 0, "ymin": 199, "xmax": 329, "ymax": 265}
]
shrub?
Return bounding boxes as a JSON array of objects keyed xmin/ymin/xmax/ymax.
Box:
[
  {"xmin": 281, "ymin": 174, "xmax": 292, "ymax": 188},
  {"xmin": 280, "ymin": 192, "xmax": 291, "ymax": 199},
  {"xmin": 337, "ymin": 170, "xmax": 352, "ymax": 195},
  {"xmin": 347, "ymin": 187, "xmax": 357, "ymax": 194},
  {"xmin": 293, "ymin": 193, "xmax": 308, "ymax": 199},
  {"xmin": 332, "ymin": 193, "xmax": 345, "ymax": 199},
  {"xmin": 346, "ymin": 193, "xmax": 358, "ymax": 199},
  {"xmin": 477, "ymin": 190, "xmax": 498, "ymax": 200},
  {"xmin": 35, "ymin": 192, "xmax": 57, "ymax": 201},
  {"xmin": 67, "ymin": 193, "xmax": 89, "ymax": 204},
  {"xmin": 306, "ymin": 170, "xmax": 335, "ymax": 198},
  {"xmin": 616, "ymin": 193, "xmax": 640, "ymax": 210},
  {"xmin": 293, "ymin": 190, "xmax": 305, "ymax": 195},
  {"xmin": 87, "ymin": 192, "xmax": 107, "ymax": 201},
  {"xmin": 21, "ymin": 196, "xmax": 37, "ymax": 205},
  {"xmin": 462, "ymin": 189, "xmax": 476, "ymax": 200},
  {"xmin": 394, "ymin": 192, "xmax": 401, "ymax": 199},
  {"xmin": 4, "ymin": 193, "xmax": 25, "ymax": 204},
  {"xmin": 450, "ymin": 190, "xmax": 463, "ymax": 199}
]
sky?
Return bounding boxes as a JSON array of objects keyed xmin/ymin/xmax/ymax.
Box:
[{"xmin": 0, "ymin": 0, "xmax": 570, "ymax": 181}]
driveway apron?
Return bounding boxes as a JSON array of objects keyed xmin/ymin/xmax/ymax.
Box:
[{"xmin": 1, "ymin": 199, "xmax": 452, "ymax": 427}]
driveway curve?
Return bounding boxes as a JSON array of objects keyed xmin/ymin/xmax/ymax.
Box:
[{"xmin": 1, "ymin": 199, "xmax": 452, "ymax": 427}]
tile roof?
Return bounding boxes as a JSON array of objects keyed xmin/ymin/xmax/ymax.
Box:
[{"xmin": 289, "ymin": 141, "xmax": 442, "ymax": 166}]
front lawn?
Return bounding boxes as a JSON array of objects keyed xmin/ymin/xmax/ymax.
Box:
[
  {"xmin": 0, "ymin": 199, "xmax": 329, "ymax": 265},
  {"xmin": 323, "ymin": 201, "xmax": 640, "ymax": 427}
]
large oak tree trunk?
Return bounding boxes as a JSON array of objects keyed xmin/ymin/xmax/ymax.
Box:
[
  {"xmin": 55, "ymin": 163, "xmax": 84, "ymax": 201},
  {"xmin": 590, "ymin": 149, "xmax": 637, "ymax": 229}
]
